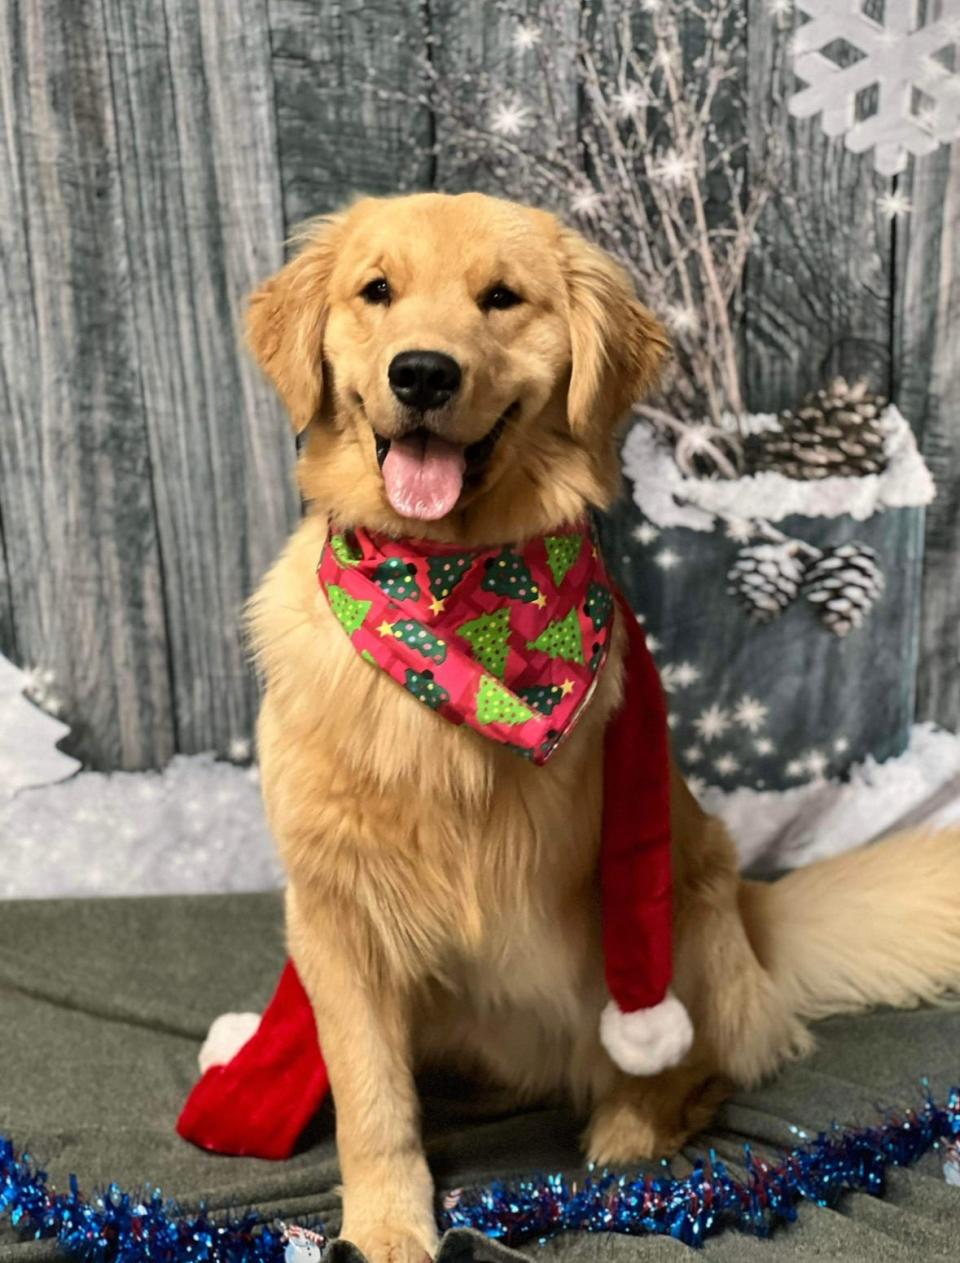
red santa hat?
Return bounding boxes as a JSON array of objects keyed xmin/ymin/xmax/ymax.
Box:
[{"xmin": 177, "ymin": 594, "xmax": 692, "ymax": 1159}]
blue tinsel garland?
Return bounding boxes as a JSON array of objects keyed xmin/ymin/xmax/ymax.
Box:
[{"xmin": 2, "ymin": 1086, "xmax": 958, "ymax": 1259}]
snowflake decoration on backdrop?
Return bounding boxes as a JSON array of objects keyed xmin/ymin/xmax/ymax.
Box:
[
  {"xmin": 512, "ymin": 23, "xmax": 542, "ymax": 51},
  {"xmin": 694, "ymin": 704, "xmax": 731, "ymax": 742},
  {"xmin": 490, "ymin": 99, "xmax": 530, "ymax": 137},
  {"xmin": 613, "ymin": 83, "xmax": 649, "ymax": 117},
  {"xmin": 632, "ymin": 522, "xmax": 659, "ymax": 546},
  {"xmin": 655, "ymin": 548, "xmax": 681, "ymax": 571},
  {"xmin": 570, "ymin": 186, "xmax": 605, "ymax": 217},
  {"xmin": 733, "ymin": 694, "xmax": 769, "ymax": 732},
  {"xmin": 788, "ymin": 0, "xmax": 960, "ymax": 176},
  {"xmin": 877, "ymin": 188, "xmax": 913, "ymax": 217}
]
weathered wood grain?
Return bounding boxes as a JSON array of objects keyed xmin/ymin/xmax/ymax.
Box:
[
  {"xmin": 896, "ymin": 142, "xmax": 960, "ymax": 730},
  {"xmin": 268, "ymin": 0, "xmax": 434, "ymax": 231},
  {"xmin": 0, "ymin": 516, "xmax": 15, "ymax": 659},
  {"xmin": 99, "ymin": 0, "xmax": 298, "ymax": 759},
  {"xmin": 0, "ymin": 0, "xmax": 176, "ymax": 769},
  {"xmin": 427, "ymin": 0, "xmax": 580, "ymax": 196},
  {"xmin": 744, "ymin": 0, "xmax": 894, "ymax": 413}
]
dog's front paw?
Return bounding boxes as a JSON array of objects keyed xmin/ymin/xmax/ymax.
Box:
[{"xmin": 342, "ymin": 1222, "xmax": 438, "ymax": 1263}]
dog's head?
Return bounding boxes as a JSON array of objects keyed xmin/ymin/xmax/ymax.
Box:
[{"xmin": 248, "ymin": 192, "xmax": 668, "ymax": 542}]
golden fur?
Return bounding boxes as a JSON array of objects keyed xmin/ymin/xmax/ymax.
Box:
[{"xmin": 246, "ymin": 192, "xmax": 960, "ymax": 1263}]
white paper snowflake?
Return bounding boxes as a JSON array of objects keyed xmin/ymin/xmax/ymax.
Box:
[
  {"xmin": 788, "ymin": 0, "xmax": 960, "ymax": 176},
  {"xmin": 644, "ymin": 633, "xmax": 661, "ymax": 654},
  {"xmin": 754, "ymin": 736, "xmax": 775, "ymax": 755},
  {"xmin": 684, "ymin": 744, "xmax": 704, "ymax": 764}
]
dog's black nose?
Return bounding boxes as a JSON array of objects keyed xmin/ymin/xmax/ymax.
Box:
[{"xmin": 388, "ymin": 350, "xmax": 462, "ymax": 411}]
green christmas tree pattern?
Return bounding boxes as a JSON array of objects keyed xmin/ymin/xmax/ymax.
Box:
[
  {"xmin": 544, "ymin": 535, "xmax": 583, "ymax": 587},
  {"xmin": 458, "ymin": 607, "xmax": 511, "ymax": 678},
  {"xmin": 391, "ymin": 618, "xmax": 447, "ymax": 664},
  {"xmin": 328, "ymin": 584, "xmax": 371, "ymax": 637},
  {"xmin": 329, "ymin": 532, "xmax": 363, "ymax": 568},
  {"xmin": 427, "ymin": 553, "xmax": 475, "ymax": 602},
  {"xmin": 404, "ymin": 668, "xmax": 450, "ymax": 710},
  {"xmin": 374, "ymin": 556, "xmax": 420, "ymax": 601},
  {"xmin": 527, "ymin": 607, "xmax": 585, "ymax": 665},
  {"xmin": 476, "ymin": 675, "xmax": 535, "ymax": 726},
  {"xmin": 481, "ymin": 548, "xmax": 540, "ymax": 603},
  {"xmin": 519, "ymin": 683, "xmax": 565, "ymax": 715},
  {"xmin": 584, "ymin": 582, "xmax": 614, "ymax": 631}
]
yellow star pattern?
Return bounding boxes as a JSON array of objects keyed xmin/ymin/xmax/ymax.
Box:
[
  {"xmin": 560, "ymin": 678, "xmax": 575, "ymax": 697},
  {"xmin": 428, "ymin": 596, "xmax": 446, "ymax": 615},
  {"xmin": 533, "ymin": 591, "xmax": 548, "ymax": 609},
  {"xmin": 377, "ymin": 621, "xmax": 395, "ymax": 637}
]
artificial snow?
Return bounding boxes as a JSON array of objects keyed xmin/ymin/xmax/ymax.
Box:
[
  {"xmin": 0, "ymin": 753, "xmax": 283, "ymax": 900},
  {"xmin": 1, "ymin": 725, "xmax": 959, "ymax": 900},
  {"xmin": 707, "ymin": 722, "xmax": 960, "ymax": 876},
  {"xmin": 622, "ymin": 405, "xmax": 935, "ymax": 532}
]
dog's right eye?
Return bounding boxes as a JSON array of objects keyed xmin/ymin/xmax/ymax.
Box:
[{"xmin": 360, "ymin": 278, "xmax": 391, "ymax": 305}]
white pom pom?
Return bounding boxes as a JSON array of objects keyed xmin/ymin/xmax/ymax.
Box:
[
  {"xmin": 599, "ymin": 992, "xmax": 694, "ymax": 1076},
  {"xmin": 198, "ymin": 1011, "xmax": 261, "ymax": 1074}
]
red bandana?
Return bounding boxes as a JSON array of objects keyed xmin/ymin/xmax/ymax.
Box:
[{"xmin": 316, "ymin": 522, "xmax": 614, "ymax": 765}]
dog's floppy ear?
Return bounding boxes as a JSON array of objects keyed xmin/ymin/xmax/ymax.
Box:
[
  {"xmin": 246, "ymin": 215, "xmax": 344, "ymax": 434},
  {"xmin": 559, "ymin": 226, "xmax": 670, "ymax": 434}
]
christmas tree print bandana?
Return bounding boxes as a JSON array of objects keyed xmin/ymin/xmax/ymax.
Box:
[{"xmin": 317, "ymin": 521, "xmax": 615, "ymax": 764}]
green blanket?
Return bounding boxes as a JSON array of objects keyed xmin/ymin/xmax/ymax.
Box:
[{"xmin": 1, "ymin": 892, "xmax": 958, "ymax": 1261}]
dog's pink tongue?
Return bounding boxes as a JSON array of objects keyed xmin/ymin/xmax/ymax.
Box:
[{"xmin": 382, "ymin": 434, "xmax": 466, "ymax": 521}]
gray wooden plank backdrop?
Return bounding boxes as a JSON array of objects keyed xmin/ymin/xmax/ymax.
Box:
[{"xmin": 0, "ymin": 0, "xmax": 957, "ymax": 769}]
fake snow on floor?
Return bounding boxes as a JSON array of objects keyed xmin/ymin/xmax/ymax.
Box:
[
  {"xmin": 0, "ymin": 754, "xmax": 283, "ymax": 900},
  {"xmin": 1, "ymin": 726, "xmax": 959, "ymax": 900}
]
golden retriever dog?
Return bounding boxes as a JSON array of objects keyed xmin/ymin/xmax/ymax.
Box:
[{"xmin": 245, "ymin": 191, "xmax": 960, "ymax": 1263}]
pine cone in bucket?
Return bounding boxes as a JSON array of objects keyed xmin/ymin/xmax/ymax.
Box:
[
  {"xmin": 745, "ymin": 378, "xmax": 888, "ymax": 480},
  {"xmin": 804, "ymin": 542, "xmax": 885, "ymax": 637},
  {"xmin": 728, "ymin": 542, "xmax": 807, "ymax": 623}
]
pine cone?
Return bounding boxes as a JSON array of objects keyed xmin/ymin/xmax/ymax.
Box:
[
  {"xmin": 744, "ymin": 377, "xmax": 888, "ymax": 481},
  {"xmin": 804, "ymin": 542, "xmax": 885, "ymax": 637},
  {"xmin": 727, "ymin": 542, "xmax": 808, "ymax": 623}
]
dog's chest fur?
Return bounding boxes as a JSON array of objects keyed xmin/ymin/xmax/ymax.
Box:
[{"xmin": 251, "ymin": 515, "xmax": 624, "ymax": 997}]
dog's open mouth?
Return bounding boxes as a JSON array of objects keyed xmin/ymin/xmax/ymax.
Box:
[{"xmin": 374, "ymin": 404, "xmax": 518, "ymax": 522}]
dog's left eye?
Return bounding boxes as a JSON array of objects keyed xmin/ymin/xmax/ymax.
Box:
[
  {"xmin": 481, "ymin": 285, "xmax": 522, "ymax": 311},
  {"xmin": 361, "ymin": 278, "xmax": 391, "ymax": 305}
]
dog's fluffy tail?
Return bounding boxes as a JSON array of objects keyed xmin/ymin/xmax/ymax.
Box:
[{"xmin": 740, "ymin": 827, "xmax": 960, "ymax": 1021}]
